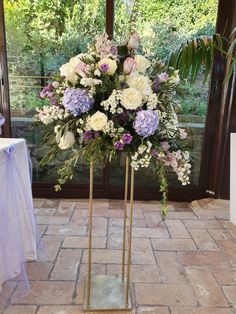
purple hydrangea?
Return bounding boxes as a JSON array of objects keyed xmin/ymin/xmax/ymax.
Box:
[
  {"xmin": 62, "ymin": 88, "xmax": 94, "ymax": 117},
  {"xmin": 133, "ymin": 110, "xmax": 158, "ymax": 138},
  {"xmin": 122, "ymin": 133, "xmax": 132, "ymax": 144}
]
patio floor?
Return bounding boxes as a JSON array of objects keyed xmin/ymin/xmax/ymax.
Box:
[{"xmin": 2, "ymin": 198, "xmax": 236, "ymax": 314}]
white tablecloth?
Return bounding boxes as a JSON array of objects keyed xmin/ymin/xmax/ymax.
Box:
[{"xmin": 0, "ymin": 138, "xmax": 37, "ymax": 292}]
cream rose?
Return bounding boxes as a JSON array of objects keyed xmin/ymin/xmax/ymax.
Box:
[
  {"xmin": 127, "ymin": 74, "xmax": 152, "ymax": 97},
  {"xmin": 134, "ymin": 55, "xmax": 151, "ymax": 73},
  {"xmin": 121, "ymin": 88, "xmax": 143, "ymax": 110},
  {"xmin": 90, "ymin": 111, "xmax": 108, "ymax": 131},
  {"xmin": 58, "ymin": 131, "xmax": 75, "ymax": 150},
  {"xmin": 60, "ymin": 54, "xmax": 84, "ymax": 84},
  {"xmin": 60, "ymin": 62, "xmax": 78, "ymax": 84},
  {"xmin": 98, "ymin": 58, "xmax": 117, "ymax": 75}
]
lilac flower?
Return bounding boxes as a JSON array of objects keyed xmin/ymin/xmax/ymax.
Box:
[
  {"xmin": 133, "ymin": 110, "xmax": 158, "ymax": 138},
  {"xmin": 122, "ymin": 133, "xmax": 132, "ymax": 144},
  {"xmin": 158, "ymin": 72, "xmax": 169, "ymax": 82},
  {"xmin": 152, "ymin": 76, "xmax": 160, "ymax": 93},
  {"xmin": 100, "ymin": 63, "xmax": 109, "ymax": 73},
  {"xmin": 114, "ymin": 140, "xmax": 124, "ymax": 150},
  {"xmin": 62, "ymin": 88, "xmax": 94, "ymax": 117},
  {"xmin": 50, "ymin": 97, "xmax": 57, "ymax": 105},
  {"xmin": 161, "ymin": 141, "xmax": 170, "ymax": 152},
  {"xmin": 110, "ymin": 45, "xmax": 118, "ymax": 56},
  {"xmin": 40, "ymin": 83, "xmax": 52, "ymax": 98}
]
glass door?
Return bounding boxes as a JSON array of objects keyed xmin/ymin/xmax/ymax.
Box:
[
  {"xmin": 107, "ymin": 0, "xmax": 219, "ymax": 200},
  {"xmin": 2, "ymin": 0, "xmax": 230, "ymax": 201},
  {"xmin": 3, "ymin": 0, "xmax": 106, "ymax": 197}
]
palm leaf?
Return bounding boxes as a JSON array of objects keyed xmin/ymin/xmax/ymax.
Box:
[{"xmin": 166, "ymin": 34, "xmax": 231, "ymax": 83}]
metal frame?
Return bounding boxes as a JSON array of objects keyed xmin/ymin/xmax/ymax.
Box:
[{"xmin": 83, "ymin": 157, "xmax": 133, "ymax": 311}]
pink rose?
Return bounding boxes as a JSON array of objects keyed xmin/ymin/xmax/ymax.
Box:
[
  {"xmin": 128, "ymin": 32, "xmax": 140, "ymax": 49},
  {"xmin": 179, "ymin": 128, "xmax": 187, "ymax": 139},
  {"xmin": 75, "ymin": 61, "xmax": 87, "ymax": 78},
  {"xmin": 123, "ymin": 57, "xmax": 137, "ymax": 74}
]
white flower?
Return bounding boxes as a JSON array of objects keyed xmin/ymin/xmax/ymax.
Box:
[
  {"xmin": 94, "ymin": 69, "xmax": 101, "ymax": 77},
  {"xmin": 60, "ymin": 54, "xmax": 84, "ymax": 84},
  {"xmin": 60, "ymin": 62, "xmax": 78, "ymax": 84},
  {"xmin": 134, "ymin": 55, "xmax": 151, "ymax": 73},
  {"xmin": 121, "ymin": 88, "xmax": 143, "ymax": 110},
  {"xmin": 58, "ymin": 131, "xmax": 75, "ymax": 150},
  {"xmin": 98, "ymin": 58, "xmax": 117, "ymax": 75},
  {"xmin": 80, "ymin": 78, "xmax": 102, "ymax": 87},
  {"xmin": 90, "ymin": 111, "xmax": 108, "ymax": 131},
  {"xmin": 127, "ymin": 74, "xmax": 152, "ymax": 97},
  {"xmin": 169, "ymin": 70, "xmax": 180, "ymax": 84},
  {"xmin": 52, "ymin": 81, "xmax": 60, "ymax": 88},
  {"xmin": 54, "ymin": 125, "xmax": 61, "ymax": 134},
  {"xmin": 138, "ymin": 145, "xmax": 147, "ymax": 154}
]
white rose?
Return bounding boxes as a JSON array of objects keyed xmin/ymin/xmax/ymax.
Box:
[
  {"xmin": 90, "ymin": 111, "xmax": 108, "ymax": 131},
  {"xmin": 60, "ymin": 62, "xmax": 78, "ymax": 84},
  {"xmin": 58, "ymin": 131, "xmax": 75, "ymax": 150},
  {"xmin": 98, "ymin": 58, "xmax": 117, "ymax": 75},
  {"xmin": 127, "ymin": 74, "xmax": 152, "ymax": 97},
  {"xmin": 121, "ymin": 88, "xmax": 143, "ymax": 110},
  {"xmin": 134, "ymin": 55, "xmax": 151, "ymax": 73},
  {"xmin": 60, "ymin": 54, "xmax": 84, "ymax": 84},
  {"xmin": 69, "ymin": 55, "xmax": 82, "ymax": 67}
]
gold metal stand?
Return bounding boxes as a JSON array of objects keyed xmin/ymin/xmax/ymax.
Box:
[{"xmin": 83, "ymin": 157, "xmax": 134, "ymax": 312}]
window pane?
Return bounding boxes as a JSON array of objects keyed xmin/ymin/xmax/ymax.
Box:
[
  {"xmin": 4, "ymin": 0, "xmax": 105, "ymax": 184},
  {"xmin": 113, "ymin": 0, "xmax": 218, "ymax": 188}
]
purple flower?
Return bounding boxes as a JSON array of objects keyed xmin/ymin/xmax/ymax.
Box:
[
  {"xmin": 152, "ymin": 76, "xmax": 160, "ymax": 93},
  {"xmin": 40, "ymin": 83, "xmax": 53, "ymax": 98},
  {"xmin": 62, "ymin": 88, "xmax": 94, "ymax": 117},
  {"xmin": 83, "ymin": 130, "xmax": 94, "ymax": 141},
  {"xmin": 158, "ymin": 72, "xmax": 169, "ymax": 82},
  {"xmin": 114, "ymin": 140, "xmax": 124, "ymax": 150},
  {"xmin": 50, "ymin": 96, "xmax": 57, "ymax": 105},
  {"xmin": 100, "ymin": 63, "xmax": 109, "ymax": 72},
  {"xmin": 110, "ymin": 46, "xmax": 118, "ymax": 56},
  {"xmin": 161, "ymin": 141, "xmax": 170, "ymax": 152},
  {"xmin": 122, "ymin": 133, "xmax": 132, "ymax": 144},
  {"xmin": 133, "ymin": 110, "xmax": 158, "ymax": 138}
]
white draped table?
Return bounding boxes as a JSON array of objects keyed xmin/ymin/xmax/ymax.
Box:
[{"xmin": 0, "ymin": 138, "xmax": 38, "ymax": 294}]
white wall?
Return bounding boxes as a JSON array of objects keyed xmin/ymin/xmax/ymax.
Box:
[{"xmin": 230, "ymin": 133, "xmax": 236, "ymax": 225}]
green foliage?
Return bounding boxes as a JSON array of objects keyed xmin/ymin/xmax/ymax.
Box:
[{"xmin": 5, "ymin": 0, "xmax": 220, "ymax": 118}]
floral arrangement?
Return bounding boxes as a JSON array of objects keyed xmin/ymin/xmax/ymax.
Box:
[{"xmin": 36, "ymin": 32, "xmax": 191, "ymax": 217}]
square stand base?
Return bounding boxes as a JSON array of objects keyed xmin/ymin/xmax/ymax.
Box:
[{"xmin": 83, "ymin": 275, "xmax": 132, "ymax": 312}]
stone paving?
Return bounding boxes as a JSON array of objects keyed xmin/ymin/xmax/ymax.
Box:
[{"xmin": 1, "ymin": 198, "xmax": 236, "ymax": 314}]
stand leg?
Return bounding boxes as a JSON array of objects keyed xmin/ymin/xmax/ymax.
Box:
[
  {"xmin": 87, "ymin": 160, "xmax": 94, "ymax": 306},
  {"xmin": 122, "ymin": 156, "xmax": 129, "ymax": 279},
  {"xmin": 126, "ymin": 166, "xmax": 134, "ymax": 305}
]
